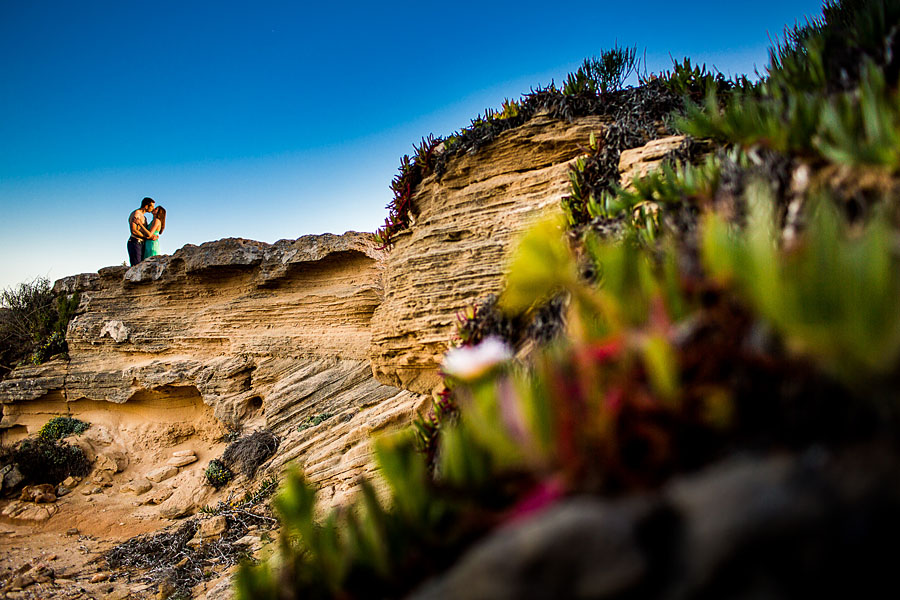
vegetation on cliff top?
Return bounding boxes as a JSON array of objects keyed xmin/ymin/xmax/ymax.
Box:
[
  {"xmin": 0, "ymin": 277, "xmax": 79, "ymax": 379},
  {"xmin": 241, "ymin": 1, "xmax": 900, "ymax": 598},
  {"xmin": 374, "ymin": 42, "xmax": 683, "ymax": 247}
]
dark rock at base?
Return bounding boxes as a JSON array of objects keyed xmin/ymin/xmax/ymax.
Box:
[
  {"xmin": 412, "ymin": 498, "xmax": 655, "ymax": 600},
  {"xmin": 0, "ymin": 464, "xmax": 25, "ymax": 492},
  {"xmin": 410, "ymin": 444, "xmax": 900, "ymax": 600}
]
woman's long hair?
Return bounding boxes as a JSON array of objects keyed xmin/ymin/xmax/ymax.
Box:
[{"xmin": 155, "ymin": 206, "xmax": 166, "ymax": 234}]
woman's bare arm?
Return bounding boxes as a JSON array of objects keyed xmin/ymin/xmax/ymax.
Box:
[{"xmin": 129, "ymin": 212, "xmax": 157, "ymax": 239}]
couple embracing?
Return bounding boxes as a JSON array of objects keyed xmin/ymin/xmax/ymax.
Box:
[{"xmin": 127, "ymin": 197, "xmax": 167, "ymax": 266}]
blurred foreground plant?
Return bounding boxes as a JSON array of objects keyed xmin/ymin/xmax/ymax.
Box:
[
  {"xmin": 703, "ymin": 184, "xmax": 900, "ymax": 383},
  {"xmin": 237, "ymin": 4, "xmax": 900, "ymax": 595}
]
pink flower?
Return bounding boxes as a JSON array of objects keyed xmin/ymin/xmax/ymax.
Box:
[{"xmin": 503, "ymin": 478, "xmax": 565, "ymax": 524}]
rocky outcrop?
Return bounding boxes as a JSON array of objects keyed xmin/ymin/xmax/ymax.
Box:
[
  {"xmin": 369, "ymin": 114, "xmax": 608, "ymax": 393},
  {"xmin": 411, "ymin": 445, "xmax": 900, "ymax": 599},
  {"xmin": 0, "ymin": 232, "xmax": 424, "ymax": 503},
  {"xmin": 3, "ymin": 234, "xmax": 384, "ymax": 414},
  {"xmin": 617, "ymin": 134, "xmax": 686, "ymax": 187}
]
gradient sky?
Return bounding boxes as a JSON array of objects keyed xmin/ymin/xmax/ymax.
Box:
[{"xmin": 1, "ymin": 0, "xmax": 825, "ymax": 290}]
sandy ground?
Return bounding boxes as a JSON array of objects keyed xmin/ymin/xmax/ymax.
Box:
[
  {"xmin": 0, "ymin": 497, "xmax": 168, "ymax": 599},
  {"xmin": 0, "ymin": 433, "xmax": 237, "ymax": 600}
]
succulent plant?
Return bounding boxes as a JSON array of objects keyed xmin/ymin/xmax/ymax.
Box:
[{"xmin": 204, "ymin": 459, "xmax": 233, "ymax": 489}]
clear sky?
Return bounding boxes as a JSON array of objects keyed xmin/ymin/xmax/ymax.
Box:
[{"xmin": 1, "ymin": 0, "xmax": 825, "ymax": 290}]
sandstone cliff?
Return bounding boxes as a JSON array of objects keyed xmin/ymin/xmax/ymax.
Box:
[
  {"xmin": 0, "ymin": 233, "xmax": 421, "ymax": 507},
  {"xmin": 370, "ymin": 114, "xmax": 608, "ymax": 393}
]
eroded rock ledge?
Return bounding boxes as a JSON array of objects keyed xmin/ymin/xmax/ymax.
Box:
[{"xmin": 0, "ymin": 232, "xmax": 421, "ymax": 502}]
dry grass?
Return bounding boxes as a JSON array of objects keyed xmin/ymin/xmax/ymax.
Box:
[{"xmin": 221, "ymin": 430, "xmax": 279, "ymax": 479}]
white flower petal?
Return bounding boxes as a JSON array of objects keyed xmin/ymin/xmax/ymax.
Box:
[{"xmin": 441, "ymin": 337, "xmax": 513, "ymax": 380}]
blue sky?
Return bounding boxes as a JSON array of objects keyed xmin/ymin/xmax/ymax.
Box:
[{"xmin": 1, "ymin": 0, "xmax": 825, "ymax": 290}]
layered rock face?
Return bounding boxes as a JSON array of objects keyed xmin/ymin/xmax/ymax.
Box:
[
  {"xmin": 0, "ymin": 233, "xmax": 420, "ymax": 501},
  {"xmin": 370, "ymin": 114, "xmax": 608, "ymax": 393}
]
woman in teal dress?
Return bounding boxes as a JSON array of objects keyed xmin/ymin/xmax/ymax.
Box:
[{"xmin": 143, "ymin": 206, "xmax": 166, "ymax": 259}]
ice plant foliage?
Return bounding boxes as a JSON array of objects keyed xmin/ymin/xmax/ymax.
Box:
[{"xmin": 374, "ymin": 135, "xmax": 442, "ymax": 248}]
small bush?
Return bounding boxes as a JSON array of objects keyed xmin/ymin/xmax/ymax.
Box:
[
  {"xmin": 38, "ymin": 416, "xmax": 90, "ymax": 441},
  {"xmin": 205, "ymin": 459, "xmax": 233, "ymax": 489},
  {"xmin": 563, "ymin": 44, "xmax": 639, "ymax": 96},
  {"xmin": 659, "ymin": 57, "xmax": 738, "ymax": 99},
  {"xmin": 13, "ymin": 438, "xmax": 92, "ymax": 485},
  {"xmin": 297, "ymin": 413, "xmax": 333, "ymax": 433},
  {"xmin": 222, "ymin": 430, "xmax": 279, "ymax": 479},
  {"xmin": 0, "ymin": 278, "xmax": 79, "ymax": 378}
]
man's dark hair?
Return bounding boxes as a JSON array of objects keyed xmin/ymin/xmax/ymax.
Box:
[{"xmin": 140, "ymin": 197, "xmax": 155, "ymax": 210}]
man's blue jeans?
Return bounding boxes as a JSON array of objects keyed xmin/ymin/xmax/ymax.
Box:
[{"xmin": 127, "ymin": 237, "xmax": 144, "ymax": 266}]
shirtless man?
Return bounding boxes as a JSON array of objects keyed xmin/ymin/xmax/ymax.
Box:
[{"xmin": 127, "ymin": 197, "xmax": 159, "ymax": 266}]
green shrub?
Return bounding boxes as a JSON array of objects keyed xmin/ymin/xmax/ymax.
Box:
[
  {"xmin": 13, "ymin": 438, "xmax": 92, "ymax": 485},
  {"xmin": 816, "ymin": 62, "xmax": 900, "ymax": 170},
  {"xmin": 0, "ymin": 278, "xmax": 79, "ymax": 378},
  {"xmin": 570, "ymin": 151, "xmax": 731, "ymax": 245},
  {"xmin": 676, "ymin": 85, "xmax": 824, "ymax": 156},
  {"xmin": 702, "ymin": 186, "xmax": 900, "ymax": 383},
  {"xmin": 563, "ymin": 44, "xmax": 639, "ymax": 96},
  {"xmin": 38, "ymin": 416, "xmax": 90, "ymax": 441},
  {"xmin": 205, "ymin": 459, "xmax": 233, "ymax": 489},
  {"xmin": 297, "ymin": 413, "xmax": 333, "ymax": 432},
  {"xmin": 676, "ymin": 1, "xmax": 900, "ymax": 163},
  {"xmin": 768, "ymin": 0, "xmax": 900, "ymax": 93},
  {"xmin": 659, "ymin": 57, "xmax": 741, "ymax": 100}
]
